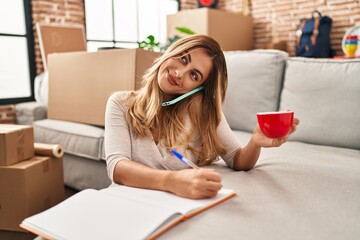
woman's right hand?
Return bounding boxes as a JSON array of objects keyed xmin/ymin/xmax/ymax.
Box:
[{"xmin": 165, "ymin": 168, "xmax": 222, "ymax": 199}]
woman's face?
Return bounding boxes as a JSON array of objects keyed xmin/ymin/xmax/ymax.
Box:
[{"xmin": 157, "ymin": 48, "xmax": 213, "ymax": 101}]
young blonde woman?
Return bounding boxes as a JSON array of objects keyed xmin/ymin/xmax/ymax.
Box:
[{"xmin": 105, "ymin": 34, "xmax": 299, "ymax": 199}]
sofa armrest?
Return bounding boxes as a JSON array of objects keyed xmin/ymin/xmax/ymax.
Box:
[{"xmin": 16, "ymin": 101, "xmax": 47, "ymax": 125}]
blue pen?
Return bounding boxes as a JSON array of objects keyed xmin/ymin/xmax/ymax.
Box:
[{"xmin": 170, "ymin": 149, "xmax": 200, "ymax": 169}]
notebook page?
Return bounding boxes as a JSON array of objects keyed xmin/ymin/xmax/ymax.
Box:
[
  {"xmin": 21, "ymin": 189, "xmax": 180, "ymax": 240},
  {"xmin": 101, "ymin": 185, "xmax": 236, "ymax": 215}
]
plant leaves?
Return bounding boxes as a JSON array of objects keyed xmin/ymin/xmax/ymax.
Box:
[
  {"xmin": 137, "ymin": 35, "xmax": 160, "ymax": 52},
  {"xmin": 147, "ymin": 35, "xmax": 155, "ymax": 42},
  {"xmin": 175, "ymin": 27, "xmax": 196, "ymax": 35}
]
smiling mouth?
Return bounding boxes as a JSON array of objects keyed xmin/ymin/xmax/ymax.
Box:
[{"xmin": 167, "ymin": 70, "xmax": 178, "ymax": 86}]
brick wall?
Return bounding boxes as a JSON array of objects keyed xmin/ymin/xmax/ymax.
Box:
[
  {"xmin": 181, "ymin": 0, "xmax": 360, "ymax": 56},
  {"xmin": 31, "ymin": 0, "xmax": 85, "ymax": 74},
  {"xmin": 31, "ymin": 0, "xmax": 359, "ymax": 74}
]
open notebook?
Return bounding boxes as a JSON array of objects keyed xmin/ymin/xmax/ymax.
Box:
[{"xmin": 21, "ymin": 185, "xmax": 236, "ymax": 239}]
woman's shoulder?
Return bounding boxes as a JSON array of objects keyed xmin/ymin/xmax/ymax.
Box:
[{"xmin": 108, "ymin": 91, "xmax": 136, "ymax": 106}]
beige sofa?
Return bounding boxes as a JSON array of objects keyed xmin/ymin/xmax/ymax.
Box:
[{"xmin": 31, "ymin": 50, "xmax": 360, "ymax": 239}]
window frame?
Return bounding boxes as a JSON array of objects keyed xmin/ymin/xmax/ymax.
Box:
[
  {"xmin": 0, "ymin": 0, "xmax": 36, "ymax": 105},
  {"xmin": 84, "ymin": 0, "xmax": 180, "ymax": 50}
]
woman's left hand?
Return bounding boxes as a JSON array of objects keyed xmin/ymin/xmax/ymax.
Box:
[{"xmin": 252, "ymin": 118, "xmax": 300, "ymax": 148}]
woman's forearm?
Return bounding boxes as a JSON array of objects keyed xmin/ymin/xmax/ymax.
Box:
[
  {"xmin": 113, "ymin": 159, "xmax": 173, "ymax": 191},
  {"xmin": 232, "ymin": 138, "xmax": 261, "ymax": 171},
  {"xmin": 113, "ymin": 159, "xmax": 223, "ymax": 199}
]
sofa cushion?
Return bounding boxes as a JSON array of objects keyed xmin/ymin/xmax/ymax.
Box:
[
  {"xmin": 63, "ymin": 153, "xmax": 111, "ymax": 190},
  {"xmin": 223, "ymin": 50, "xmax": 288, "ymax": 132},
  {"xmin": 33, "ymin": 119, "xmax": 105, "ymax": 160},
  {"xmin": 169, "ymin": 130, "xmax": 360, "ymax": 239},
  {"xmin": 280, "ymin": 57, "xmax": 360, "ymax": 150}
]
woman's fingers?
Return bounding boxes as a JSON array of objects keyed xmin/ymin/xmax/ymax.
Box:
[
  {"xmin": 197, "ymin": 169, "xmax": 222, "ymax": 197},
  {"xmin": 289, "ymin": 118, "xmax": 300, "ymax": 134},
  {"xmin": 198, "ymin": 182, "xmax": 222, "ymax": 198},
  {"xmin": 173, "ymin": 169, "xmax": 223, "ymax": 199},
  {"xmin": 202, "ymin": 169, "xmax": 222, "ymax": 182},
  {"xmin": 293, "ymin": 118, "xmax": 300, "ymax": 125}
]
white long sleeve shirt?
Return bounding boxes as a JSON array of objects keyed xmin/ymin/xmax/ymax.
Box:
[{"xmin": 105, "ymin": 92, "xmax": 241, "ymax": 182}]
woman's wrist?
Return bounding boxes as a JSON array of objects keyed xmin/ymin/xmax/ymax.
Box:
[
  {"xmin": 243, "ymin": 137, "xmax": 261, "ymax": 168},
  {"xmin": 233, "ymin": 138, "xmax": 261, "ymax": 171},
  {"xmin": 249, "ymin": 134, "xmax": 262, "ymax": 149},
  {"xmin": 162, "ymin": 170, "xmax": 177, "ymax": 192}
]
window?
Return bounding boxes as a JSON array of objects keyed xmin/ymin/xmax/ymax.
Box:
[
  {"xmin": 0, "ymin": 0, "xmax": 36, "ymax": 104},
  {"xmin": 84, "ymin": 0, "xmax": 179, "ymax": 52}
]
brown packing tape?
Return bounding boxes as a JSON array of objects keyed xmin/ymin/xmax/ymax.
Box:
[
  {"xmin": 42, "ymin": 159, "xmax": 50, "ymax": 173},
  {"xmin": 17, "ymin": 129, "xmax": 25, "ymax": 144},
  {"xmin": 34, "ymin": 143, "xmax": 64, "ymax": 158},
  {"xmin": 17, "ymin": 146, "xmax": 24, "ymax": 161},
  {"xmin": 17, "ymin": 130, "xmax": 25, "ymax": 160}
]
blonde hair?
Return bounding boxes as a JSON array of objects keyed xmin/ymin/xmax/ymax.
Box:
[{"xmin": 125, "ymin": 34, "xmax": 228, "ymax": 165}]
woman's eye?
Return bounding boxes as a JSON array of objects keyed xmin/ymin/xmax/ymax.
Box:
[
  {"xmin": 191, "ymin": 71, "xmax": 198, "ymax": 81},
  {"xmin": 180, "ymin": 56, "xmax": 187, "ymax": 64}
]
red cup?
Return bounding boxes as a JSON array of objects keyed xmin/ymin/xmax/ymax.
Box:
[{"xmin": 256, "ymin": 111, "xmax": 294, "ymax": 138}]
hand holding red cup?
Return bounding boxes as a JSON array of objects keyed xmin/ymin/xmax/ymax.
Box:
[{"xmin": 256, "ymin": 111, "xmax": 294, "ymax": 139}]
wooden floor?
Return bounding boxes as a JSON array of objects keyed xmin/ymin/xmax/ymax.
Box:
[{"xmin": 0, "ymin": 186, "xmax": 78, "ymax": 240}]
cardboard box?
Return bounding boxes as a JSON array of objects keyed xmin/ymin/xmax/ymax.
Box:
[
  {"xmin": 0, "ymin": 125, "xmax": 34, "ymax": 166},
  {"xmin": 48, "ymin": 48, "xmax": 160, "ymax": 126},
  {"xmin": 263, "ymin": 41, "xmax": 287, "ymax": 52},
  {"xmin": 167, "ymin": 8, "xmax": 253, "ymax": 51},
  {"xmin": 0, "ymin": 156, "xmax": 64, "ymax": 232},
  {"xmin": 36, "ymin": 23, "xmax": 87, "ymax": 71}
]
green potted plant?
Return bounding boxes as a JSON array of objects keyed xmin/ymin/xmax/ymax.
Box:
[
  {"xmin": 138, "ymin": 27, "xmax": 195, "ymax": 52},
  {"xmin": 137, "ymin": 35, "xmax": 160, "ymax": 52}
]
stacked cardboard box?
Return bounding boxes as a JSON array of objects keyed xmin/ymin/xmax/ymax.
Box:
[
  {"xmin": 0, "ymin": 125, "xmax": 34, "ymax": 166},
  {"xmin": 0, "ymin": 124, "xmax": 65, "ymax": 232},
  {"xmin": 167, "ymin": 8, "xmax": 253, "ymax": 51}
]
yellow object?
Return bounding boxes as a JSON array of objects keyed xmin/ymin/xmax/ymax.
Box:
[{"xmin": 345, "ymin": 44, "xmax": 358, "ymax": 57}]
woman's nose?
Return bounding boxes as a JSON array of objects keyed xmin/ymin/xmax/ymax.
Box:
[
  {"xmin": 174, "ymin": 67, "xmax": 186, "ymax": 78},
  {"xmin": 174, "ymin": 68, "xmax": 184, "ymax": 87}
]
